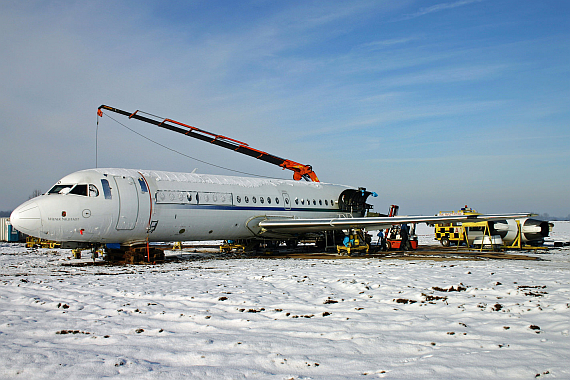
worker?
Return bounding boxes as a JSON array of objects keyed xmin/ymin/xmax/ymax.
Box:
[
  {"xmin": 400, "ymin": 224, "xmax": 411, "ymax": 251},
  {"xmin": 377, "ymin": 230, "xmax": 386, "ymax": 251},
  {"xmin": 343, "ymin": 235, "xmax": 354, "ymax": 247}
]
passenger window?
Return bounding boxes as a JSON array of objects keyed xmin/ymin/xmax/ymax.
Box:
[
  {"xmin": 245, "ymin": 196, "xmax": 249, "ymax": 203},
  {"xmin": 275, "ymin": 197, "xmax": 279, "ymax": 204},
  {"xmin": 319, "ymin": 199, "xmax": 322, "ymax": 206},
  {"xmin": 89, "ymin": 184, "xmax": 99, "ymax": 197},
  {"xmin": 237, "ymin": 196, "xmax": 241, "ymax": 203},
  {"xmin": 260, "ymin": 197, "xmax": 264, "ymax": 204},
  {"xmin": 295, "ymin": 198, "xmax": 299, "ymax": 205},
  {"xmin": 69, "ymin": 184, "xmax": 88, "ymax": 196},
  {"xmin": 252, "ymin": 196, "xmax": 257, "ymax": 203},
  {"xmin": 101, "ymin": 179, "xmax": 112, "ymax": 199},
  {"xmin": 267, "ymin": 197, "xmax": 271, "ymax": 204},
  {"xmin": 325, "ymin": 199, "xmax": 329, "ymax": 206},
  {"xmin": 312, "ymin": 199, "xmax": 316, "ymax": 205},
  {"xmin": 301, "ymin": 199, "xmax": 304, "ymax": 205}
]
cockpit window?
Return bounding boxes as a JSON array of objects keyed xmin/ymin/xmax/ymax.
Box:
[
  {"xmin": 138, "ymin": 178, "xmax": 148, "ymax": 193},
  {"xmin": 101, "ymin": 179, "xmax": 112, "ymax": 199},
  {"xmin": 48, "ymin": 184, "xmax": 74, "ymax": 195},
  {"xmin": 69, "ymin": 184, "xmax": 88, "ymax": 196},
  {"xmin": 89, "ymin": 184, "xmax": 99, "ymax": 197}
]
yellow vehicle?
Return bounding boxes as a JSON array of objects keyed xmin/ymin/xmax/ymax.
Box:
[
  {"xmin": 434, "ymin": 206, "xmax": 501, "ymax": 248},
  {"xmin": 337, "ymin": 229, "xmax": 370, "ymax": 255},
  {"xmin": 220, "ymin": 240, "xmax": 247, "ymax": 253}
]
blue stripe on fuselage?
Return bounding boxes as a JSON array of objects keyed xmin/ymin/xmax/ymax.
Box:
[{"xmin": 157, "ymin": 203, "xmax": 339, "ymax": 214}]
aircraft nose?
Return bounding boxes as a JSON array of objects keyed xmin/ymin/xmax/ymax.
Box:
[{"xmin": 10, "ymin": 201, "xmax": 43, "ymax": 237}]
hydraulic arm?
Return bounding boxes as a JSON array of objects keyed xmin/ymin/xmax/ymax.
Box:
[{"xmin": 97, "ymin": 105, "xmax": 319, "ymax": 182}]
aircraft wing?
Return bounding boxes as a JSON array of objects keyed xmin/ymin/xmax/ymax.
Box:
[{"xmin": 258, "ymin": 213, "xmax": 532, "ymax": 233}]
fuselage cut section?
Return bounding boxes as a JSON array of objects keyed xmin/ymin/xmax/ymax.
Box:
[{"xmin": 10, "ymin": 168, "xmax": 363, "ymax": 245}]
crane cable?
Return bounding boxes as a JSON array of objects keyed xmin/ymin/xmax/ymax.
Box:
[{"xmin": 96, "ymin": 111, "xmax": 286, "ymax": 180}]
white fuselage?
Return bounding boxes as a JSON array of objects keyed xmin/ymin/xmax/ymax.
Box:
[{"xmin": 10, "ymin": 168, "xmax": 360, "ymax": 245}]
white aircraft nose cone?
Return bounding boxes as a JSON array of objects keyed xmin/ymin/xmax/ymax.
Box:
[{"xmin": 10, "ymin": 202, "xmax": 42, "ymax": 237}]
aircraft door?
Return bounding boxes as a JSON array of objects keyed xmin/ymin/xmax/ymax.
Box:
[
  {"xmin": 114, "ymin": 176, "xmax": 139, "ymax": 230},
  {"xmin": 281, "ymin": 191, "xmax": 291, "ymax": 211}
]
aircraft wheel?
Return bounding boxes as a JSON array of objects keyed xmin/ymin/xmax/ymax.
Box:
[{"xmin": 441, "ymin": 237, "xmax": 450, "ymax": 247}]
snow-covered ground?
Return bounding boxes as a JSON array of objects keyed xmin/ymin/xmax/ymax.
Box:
[{"xmin": 1, "ymin": 223, "xmax": 569, "ymax": 379}]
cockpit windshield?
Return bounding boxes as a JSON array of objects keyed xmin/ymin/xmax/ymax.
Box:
[
  {"xmin": 47, "ymin": 183, "xmax": 99, "ymax": 197},
  {"xmin": 69, "ymin": 184, "xmax": 88, "ymax": 196},
  {"xmin": 48, "ymin": 184, "xmax": 74, "ymax": 195}
]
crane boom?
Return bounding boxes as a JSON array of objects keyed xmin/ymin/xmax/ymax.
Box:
[{"xmin": 97, "ymin": 105, "xmax": 319, "ymax": 182}]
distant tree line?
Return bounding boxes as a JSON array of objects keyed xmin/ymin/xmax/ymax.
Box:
[
  {"xmin": 29, "ymin": 189, "xmax": 43, "ymax": 199},
  {"xmin": 0, "ymin": 190, "xmax": 45, "ymax": 218},
  {"xmin": 533, "ymin": 213, "xmax": 570, "ymax": 221}
]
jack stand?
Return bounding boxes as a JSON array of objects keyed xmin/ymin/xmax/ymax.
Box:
[
  {"xmin": 508, "ymin": 220, "xmax": 523, "ymax": 249},
  {"xmin": 72, "ymin": 249, "xmax": 82, "ymax": 259}
]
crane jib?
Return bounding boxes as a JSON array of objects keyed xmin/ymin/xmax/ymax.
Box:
[{"xmin": 97, "ymin": 105, "xmax": 319, "ymax": 182}]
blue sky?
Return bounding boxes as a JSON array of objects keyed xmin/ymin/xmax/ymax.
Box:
[{"xmin": 1, "ymin": 0, "xmax": 569, "ymax": 217}]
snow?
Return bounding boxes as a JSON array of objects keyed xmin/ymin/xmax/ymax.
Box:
[
  {"xmin": 90, "ymin": 168, "xmax": 327, "ymax": 189},
  {"xmin": 1, "ymin": 223, "xmax": 570, "ymax": 379}
]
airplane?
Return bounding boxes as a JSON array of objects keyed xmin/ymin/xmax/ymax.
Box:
[
  {"xmin": 9, "ymin": 105, "xmax": 533, "ymax": 260},
  {"xmin": 10, "ymin": 167, "xmax": 532, "ymax": 260}
]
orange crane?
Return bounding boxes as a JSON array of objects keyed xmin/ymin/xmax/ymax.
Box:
[{"xmin": 97, "ymin": 105, "xmax": 319, "ymax": 182}]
